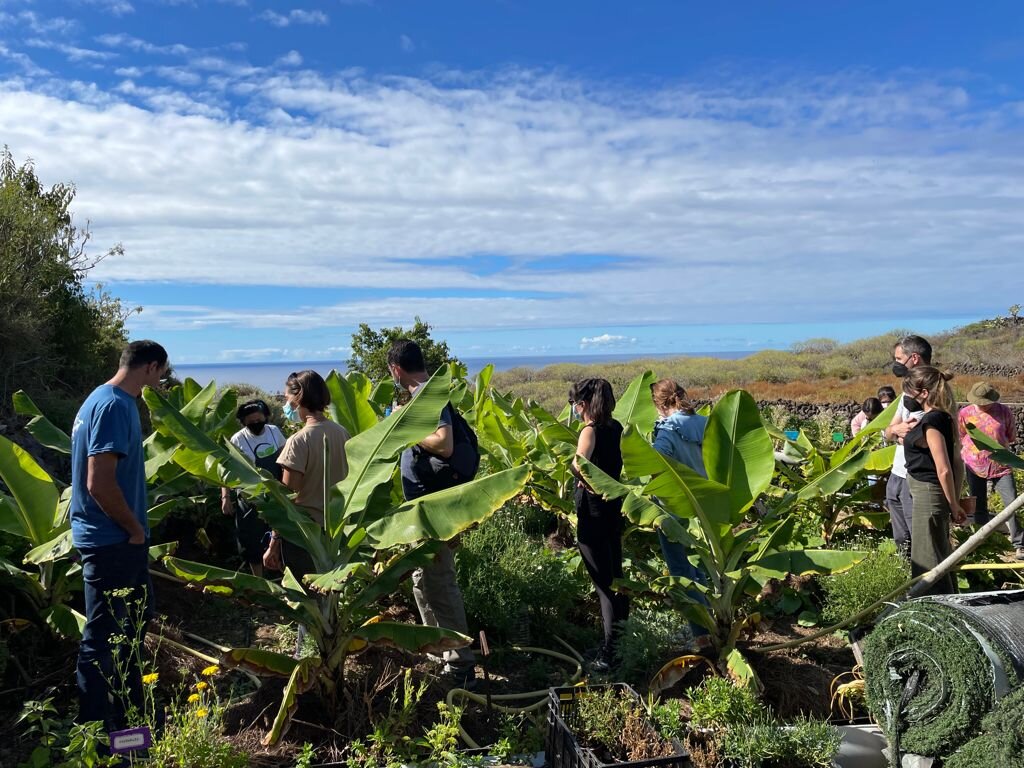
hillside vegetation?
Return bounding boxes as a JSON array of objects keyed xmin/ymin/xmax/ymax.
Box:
[{"xmin": 493, "ymin": 315, "xmax": 1024, "ymax": 415}]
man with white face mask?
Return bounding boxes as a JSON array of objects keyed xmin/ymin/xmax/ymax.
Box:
[{"xmin": 221, "ymin": 399, "xmax": 285, "ymax": 576}]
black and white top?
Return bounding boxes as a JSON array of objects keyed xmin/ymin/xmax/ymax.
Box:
[{"xmin": 904, "ymin": 410, "xmax": 955, "ymax": 485}]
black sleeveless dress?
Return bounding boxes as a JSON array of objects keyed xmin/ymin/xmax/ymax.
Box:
[{"xmin": 575, "ymin": 420, "xmax": 624, "ymax": 518}]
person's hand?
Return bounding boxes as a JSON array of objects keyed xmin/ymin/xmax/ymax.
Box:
[
  {"xmin": 890, "ymin": 420, "xmax": 917, "ymax": 440},
  {"xmin": 950, "ymin": 503, "xmax": 967, "ymax": 525},
  {"xmin": 221, "ymin": 496, "xmax": 235, "ymax": 517},
  {"xmin": 127, "ymin": 525, "xmax": 147, "ymax": 545},
  {"xmin": 263, "ymin": 538, "xmax": 283, "ymax": 571}
]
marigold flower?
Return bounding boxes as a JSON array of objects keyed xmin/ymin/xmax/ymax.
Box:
[
  {"xmin": 194, "ymin": 681, "xmax": 208, "ymax": 691},
  {"xmin": 142, "ymin": 673, "xmax": 159, "ymax": 685},
  {"xmin": 201, "ymin": 665, "xmax": 220, "ymax": 677},
  {"xmin": 196, "ymin": 708, "xmax": 209, "ymax": 718},
  {"xmin": 188, "ymin": 693, "xmax": 201, "ymax": 704}
]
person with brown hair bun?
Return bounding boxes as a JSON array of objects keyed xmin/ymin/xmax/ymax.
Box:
[
  {"xmin": 902, "ymin": 365, "xmax": 967, "ymax": 595},
  {"xmin": 569, "ymin": 377, "xmax": 628, "ymax": 672},
  {"xmin": 263, "ymin": 370, "xmax": 350, "ymax": 577}
]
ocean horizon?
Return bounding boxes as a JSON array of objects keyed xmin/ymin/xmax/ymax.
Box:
[{"xmin": 174, "ymin": 350, "xmax": 753, "ymax": 393}]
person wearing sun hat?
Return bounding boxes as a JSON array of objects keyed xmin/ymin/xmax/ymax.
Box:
[{"xmin": 958, "ymin": 381, "xmax": 1024, "ymax": 560}]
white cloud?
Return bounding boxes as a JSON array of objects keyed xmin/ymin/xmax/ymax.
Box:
[
  {"xmin": 25, "ymin": 37, "xmax": 117, "ymax": 63},
  {"xmin": 257, "ymin": 8, "xmax": 328, "ymax": 27},
  {"xmin": 0, "ymin": 10, "xmax": 77, "ymax": 35},
  {"xmin": 80, "ymin": 0, "xmax": 135, "ymax": 16},
  {"xmin": 95, "ymin": 33, "xmax": 191, "ymax": 56},
  {"xmin": 276, "ymin": 50, "xmax": 302, "ymax": 67},
  {"xmin": 580, "ymin": 334, "xmax": 637, "ymax": 348},
  {"xmin": 399, "ymin": 34, "xmax": 415, "ymax": 53},
  {"xmin": 1, "ymin": 58, "xmax": 1022, "ymax": 335}
]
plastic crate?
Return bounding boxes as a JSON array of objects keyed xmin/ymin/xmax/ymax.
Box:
[{"xmin": 546, "ymin": 684, "xmax": 690, "ymax": 768}]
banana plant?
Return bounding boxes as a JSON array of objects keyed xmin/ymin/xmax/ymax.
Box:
[
  {"xmin": 144, "ymin": 366, "xmax": 530, "ymax": 744},
  {"xmin": 765, "ymin": 401, "xmax": 898, "ymax": 543},
  {"xmin": 577, "ymin": 388, "xmax": 868, "ymax": 681}
]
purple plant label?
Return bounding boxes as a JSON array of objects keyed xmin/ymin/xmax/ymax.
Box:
[{"xmin": 110, "ymin": 726, "xmax": 152, "ymax": 753}]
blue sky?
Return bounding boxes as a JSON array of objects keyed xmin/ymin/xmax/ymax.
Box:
[{"xmin": 2, "ymin": 1, "xmax": 1023, "ymax": 364}]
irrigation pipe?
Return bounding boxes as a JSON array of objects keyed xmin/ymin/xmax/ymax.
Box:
[
  {"xmin": 761, "ymin": 491, "xmax": 1024, "ymax": 653},
  {"xmin": 446, "ymin": 641, "xmax": 584, "ymax": 750}
]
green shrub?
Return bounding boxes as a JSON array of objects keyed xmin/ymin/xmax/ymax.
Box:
[
  {"xmin": 612, "ymin": 606, "xmax": 691, "ymax": 687},
  {"xmin": 719, "ymin": 717, "xmax": 842, "ymax": 768},
  {"xmin": 819, "ymin": 539, "xmax": 910, "ymax": 625},
  {"xmin": 456, "ymin": 506, "xmax": 586, "ymax": 642},
  {"xmin": 689, "ymin": 677, "xmax": 765, "ymax": 730}
]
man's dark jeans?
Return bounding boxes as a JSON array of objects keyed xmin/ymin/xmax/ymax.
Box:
[{"xmin": 76, "ymin": 540, "xmax": 154, "ymax": 730}]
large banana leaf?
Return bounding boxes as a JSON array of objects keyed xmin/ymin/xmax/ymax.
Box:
[
  {"xmin": 325, "ymin": 370, "xmax": 379, "ymax": 437},
  {"xmin": 347, "ymin": 541, "xmax": 443, "ymax": 614},
  {"xmin": 348, "ymin": 621, "xmax": 471, "ymax": 654},
  {"xmin": 364, "ymin": 464, "xmax": 530, "ymax": 548},
  {"xmin": 265, "ymin": 656, "xmax": 321, "ymax": 746},
  {"xmin": 747, "ymin": 549, "xmax": 868, "ymax": 585},
  {"xmin": 613, "ymin": 371, "xmax": 657, "ymax": 438},
  {"xmin": 163, "ymin": 556, "xmax": 320, "ymax": 628},
  {"xmin": 796, "ymin": 448, "xmax": 872, "ymax": 500},
  {"xmin": 966, "ymin": 427, "xmax": 1024, "ymax": 471},
  {"xmin": 334, "ymin": 368, "xmax": 453, "ymax": 532},
  {"xmin": 0, "ymin": 435, "xmax": 61, "ymax": 545},
  {"xmin": 222, "ymin": 647, "xmax": 299, "ymax": 678},
  {"xmin": 142, "ymin": 387, "xmax": 264, "ymax": 488},
  {"xmin": 830, "ymin": 399, "xmax": 899, "ymax": 465},
  {"xmin": 703, "ymin": 390, "xmax": 774, "ymax": 515},
  {"xmin": 180, "ymin": 379, "xmax": 218, "ymax": 423},
  {"xmin": 12, "ymin": 391, "xmax": 72, "ymax": 454}
]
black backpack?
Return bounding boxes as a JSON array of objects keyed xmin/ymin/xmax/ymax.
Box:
[{"xmin": 412, "ymin": 403, "xmax": 480, "ymax": 491}]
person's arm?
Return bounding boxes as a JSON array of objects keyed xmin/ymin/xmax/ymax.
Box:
[
  {"xmin": 281, "ymin": 467, "xmax": 304, "ymax": 492},
  {"xmin": 87, "ymin": 453, "xmax": 147, "ymax": 544},
  {"xmin": 571, "ymin": 425, "xmax": 596, "ymax": 484},
  {"xmin": 926, "ymin": 427, "xmax": 965, "ymax": 524},
  {"xmin": 221, "ymin": 486, "xmax": 234, "ymax": 516},
  {"xmin": 419, "ymin": 423, "xmax": 454, "ymax": 458}
]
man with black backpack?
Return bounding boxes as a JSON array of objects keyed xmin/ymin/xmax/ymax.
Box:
[{"xmin": 388, "ymin": 339, "xmax": 479, "ymax": 688}]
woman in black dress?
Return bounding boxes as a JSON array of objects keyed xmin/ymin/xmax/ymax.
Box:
[
  {"xmin": 569, "ymin": 378, "xmax": 628, "ymax": 671},
  {"xmin": 902, "ymin": 366, "xmax": 967, "ymax": 594}
]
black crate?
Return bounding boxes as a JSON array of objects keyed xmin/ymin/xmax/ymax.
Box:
[{"xmin": 546, "ymin": 685, "xmax": 690, "ymax": 768}]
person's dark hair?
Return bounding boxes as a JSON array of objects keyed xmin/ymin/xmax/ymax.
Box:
[
  {"xmin": 650, "ymin": 379, "xmax": 696, "ymax": 415},
  {"xmin": 895, "ymin": 335, "xmax": 932, "ymax": 364},
  {"xmin": 119, "ymin": 340, "xmax": 168, "ymax": 370},
  {"xmin": 236, "ymin": 399, "xmax": 270, "ymax": 421},
  {"xmin": 569, "ymin": 378, "xmax": 616, "ymax": 424},
  {"xmin": 285, "ymin": 370, "xmax": 331, "ymax": 413},
  {"xmin": 862, "ymin": 397, "xmax": 883, "ymax": 419},
  {"xmin": 877, "ymin": 385, "xmax": 896, "ymax": 401},
  {"xmin": 387, "ymin": 339, "xmax": 426, "ymax": 374}
]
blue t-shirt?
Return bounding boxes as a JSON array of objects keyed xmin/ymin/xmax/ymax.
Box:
[{"xmin": 70, "ymin": 384, "xmax": 149, "ymax": 548}]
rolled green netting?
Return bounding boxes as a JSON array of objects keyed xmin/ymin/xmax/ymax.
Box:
[{"xmin": 863, "ymin": 590, "xmax": 1024, "ymax": 759}]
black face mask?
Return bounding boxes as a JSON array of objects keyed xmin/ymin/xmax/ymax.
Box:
[
  {"xmin": 892, "ymin": 361, "xmax": 909, "ymax": 378},
  {"xmin": 248, "ymin": 421, "xmax": 267, "ymax": 435},
  {"xmin": 902, "ymin": 395, "xmax": 923, "ymax": 413}
]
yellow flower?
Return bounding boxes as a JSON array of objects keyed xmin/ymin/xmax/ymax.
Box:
[
  {"xmin": 196, "ymin": 708, "xmax": 209, "ymax": 718},
  {"xmin": 194, "ymin": 681, "xmax": 208, "ymax": 691},
  {"xmin": 188, "ymin": 693, "xmax": 201, "ymax": 704},
  {"xmin": 142, "ymin": 673, "xmax": 159, "ymax": 685},
  {"xmin": 201, "ymin": 665, "xmax": 220, "ymax": 677}
]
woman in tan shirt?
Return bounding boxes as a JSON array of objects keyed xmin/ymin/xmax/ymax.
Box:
[{"xmin": 263, "ymin": 369, "xmax": 350, "ymax": 575}]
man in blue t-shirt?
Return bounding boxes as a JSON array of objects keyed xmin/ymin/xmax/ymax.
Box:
[{"xmin": 70, "ymin": 339, "xmax": 168, "ymax": 730}]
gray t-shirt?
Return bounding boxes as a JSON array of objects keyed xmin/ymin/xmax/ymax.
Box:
[{"xmin": 400, "ymin": 406, "xmax": 453, "ymax": 500}]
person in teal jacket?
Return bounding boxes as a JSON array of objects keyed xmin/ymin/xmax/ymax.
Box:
[{"xmin": 650, "ymin": 379, "xmax": 710, "ymax": 643}]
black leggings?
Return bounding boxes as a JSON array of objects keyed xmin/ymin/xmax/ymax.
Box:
[{"xmin": 576, "ymin": 509, "xmax": 630, "ymax": 651}]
